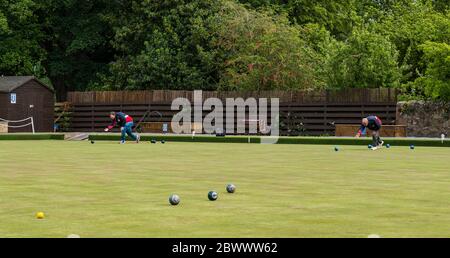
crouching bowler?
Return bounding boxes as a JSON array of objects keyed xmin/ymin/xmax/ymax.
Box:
[
  {"xmin": 356, "ymin": 115, "xmax": 384, "ymax": 150},
  {"xmin": 104, "ymin": 111, "xmax": 140, "ymax": 144}
]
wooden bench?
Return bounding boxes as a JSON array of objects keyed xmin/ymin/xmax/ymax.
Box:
[
  {"xmin": 335, "ymin": 124, "xmax": 407, "ymax": 137},
  {"xmin": 139, "ymin": 122, "xmax": 203, "ymax": 134}
]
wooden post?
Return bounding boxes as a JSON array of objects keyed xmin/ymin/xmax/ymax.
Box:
[{"xmin": 91, "ymin": 104, "xmax": 94, "ymax": 131}]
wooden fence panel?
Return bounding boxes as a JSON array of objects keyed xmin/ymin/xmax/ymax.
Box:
[
  {"xmin": 67, "ymin": 88, "xmax": 398, "ymax": 104},
  {"xmin": 64, "ymin": 89, "xmax": 398, "ymax": 135},
  {"xmin": 66, "ymin": 103, "xmax": 397, "ymax": 135}
]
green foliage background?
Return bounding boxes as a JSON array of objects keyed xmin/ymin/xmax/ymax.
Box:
[{"xmin": 0, "ymin": 0, "xmax": 448, "ymax": 100}]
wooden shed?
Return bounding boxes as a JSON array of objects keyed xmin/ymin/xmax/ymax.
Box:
[{"xmin": 0, "ymin": 76, "xmax": 54, "ymax": 132}]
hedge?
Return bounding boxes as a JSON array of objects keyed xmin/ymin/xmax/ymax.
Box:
[
  {"xmin": 0, "ymin": 134, "xmax": 65, "ymax": 140},
  {"xmin": 88, "ymin": 134, "xmax": 450, "ymax": 147},
  {"xmin": 1, "ymin": 133, "xmax": 448, "ymax": 147},
  {"xmin": 89, "ymin": 134, "xmax": 261, "ymax": 144}
]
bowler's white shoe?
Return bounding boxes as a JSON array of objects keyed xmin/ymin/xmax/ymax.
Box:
[{"xmin": 136, "ymin": 134, "xmax": 140, "ymax": 143}]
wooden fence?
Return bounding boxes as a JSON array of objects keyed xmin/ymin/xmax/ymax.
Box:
[
  {"xmin": 65, "ymin": 88, "xmax": 398, "ymax": 136},
  {"xmin": 67, "ymin": 88, "xmax": 397, "ymax": 104}
]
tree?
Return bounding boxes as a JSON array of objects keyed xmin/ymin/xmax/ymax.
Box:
[
  {"xmin": 35, "ymin": 0, "xmax": 117, "ymax": 100},
  {"xmin": 238, "ymin": 0, "xmax": 360, "ymax": 40},
  {"xmin": 0, "ymin": 10, "xmax": 7, "ymax": 33},
  {"xmin": 103, "ymin": 0, "xmax": 224, "ymax": 91},
  {"xmin": 214, "ymin": 2, "xmax": 323, "ymax": 91},
  {"xmin": 372, "ymin": 0, "xmax": 449, "ymax": 85},
  {"xmin": 432, "ymin": 0, "xmax": 449, "ymax": 13},
  {"xmin": 325, "ymin": 28, "xmax": 401, "ymax": 89},
  {"xmin": 1, "ymin": 0, "xmax": 449, "ymax": 100},
  {"xmin": 411, "ymin": 42, "xmax": 450, "ymax": 100},
  {"xmin": 300, "ymin": 23, "xmax": 336, "ymax": 87},
  {"xmin": 0, "ymin": 0, "xmax": 46, "ymax": 77},
  {"xmin": 283, "ymin": 0, "xmax": 359, "ymax": 40},
  {"xmin": 0, "ymin": 0, "xmax": 117, "ymax": 100}
]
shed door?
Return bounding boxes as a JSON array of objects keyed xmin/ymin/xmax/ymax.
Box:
[
  {"xmin": 20, "ymin": 93, "xmax": 40, "ymax": 132},
  {"xmin": 27, "ymin": 93, "xmax": 45, "ymax": 131}
]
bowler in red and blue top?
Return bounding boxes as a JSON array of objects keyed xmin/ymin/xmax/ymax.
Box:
[{"xmin": 104, "ymin": 112, "xmax": 140, "ymax": 144}]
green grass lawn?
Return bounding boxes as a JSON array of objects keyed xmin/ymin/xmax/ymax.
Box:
[{"xmin": 1, "ymin": 140, "xmax": 450, "ymax": 238}]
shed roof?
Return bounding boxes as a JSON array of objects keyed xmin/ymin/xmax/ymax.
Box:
[{"xmin": 0, "ymin": 76, "xmax": 54, "ymax": 93}]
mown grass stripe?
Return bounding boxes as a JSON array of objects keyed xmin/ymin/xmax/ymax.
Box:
[{"xmin": 89, "ymin": 134, "xmax": 450, "ymax": 147}]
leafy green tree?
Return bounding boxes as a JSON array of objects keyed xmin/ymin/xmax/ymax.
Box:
[
  {"xmin": 214, "ymin": 2, "xmax": 323, "ymax": 91},
  {"xmin": 0, "ymin": 0, "xmax": 45, "ymax": 77},
  {"xmin": 372, "ymin": 1, "xmax": 449, "ymax": 84},
  {"xmin": 0, "ymin": 0, "xmax": 449, "ymax": 100},
  {"xmin": 411, "ymin": 42, "xmax": 450, "ymax": 100},
  {"xmin": 326, "ymin": 28, "xmax": 401, "ymax": 89},
  {"xmin": 103, "ymin": 0, "xmax": 224, "ymax": 91},
  {"xmin": 236, "ymin": 0, "xmax": 274, "ymax": 8},
  {"xmin": 300, "ymin": 23, "xmax": 336, "ymax": 87},
  {"xmin": 34, "ymin": 0, "xmax": 117, "ymax": 100},
  {"xmin": 0, "ymin": 11, "xmax": 7, "ymax": 33},
  {"xmin": 239, "ymin": 0, "xmax": 360, "ymax": 39},
  {"xmin": 432, "ymin": 0, "xmax": 449, "ymax": 12},
  {"xmin": 283, "ymin": 0, "xmax": 360, "ymax": 40},
  {"xmin": 0, "ymin": 0, "xmax": 117, "ymax": 100}
]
